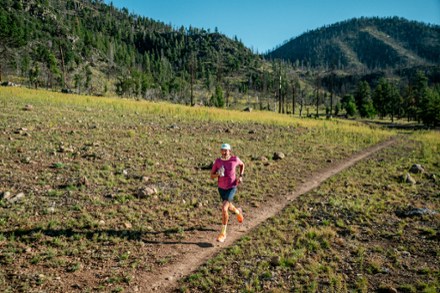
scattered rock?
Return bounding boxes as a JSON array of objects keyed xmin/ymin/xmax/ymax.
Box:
[
  {"xmin": 137, "ymin": 186, "xmax": 158, "ymax": 198},
  {"xmin": 377, "ymin": 287, "xmax": 398, "ymax": 293},
  {"xmin": 142, "ymin": 176, "xmax": 150, "ymax": 182},
  {"xmin": 270, "ymin": 256, "xmax": 281, "ymax": 266},
  {"xmin": 395, "ymin": 207, "xmax": 437, "ymax": 218},
  {"xmin": 14, "ymin": 128, "xmax": 28, "ymax": 135},
  {"xmin": 409, "ymin": 164, "xmax": 424, "ymax": 174},
  {"xmin": 8, "ymin": 192, "xmax": 25, "ymax": 203},
  {"xmin": 1, "ymin": 191, "xmax": 12, "ymax": 200},
  {"xmin": 59, "ymin": 145, "xmax": 74, "ymax": 153},
  {"xmin": 273, "ymin": 152, "xmax": 285, "ymax": 160},
  {"xmin": 78, "ymin": 176, "xmax": 90, "ymax": 187},
  {"xmin": 401, "ymin": 251, "xmax": 411, "ymax": 257},
  {"xmin": 61, "ymin": 88, "xmax": 74, "ymax": 94},
  {"xmin": 251, "ymin": 201, "xmax": 260, "ymax": 208},
  {"xmin": 401, "ymin": 173, "xmax": 416, "ymax": 185},
  {"xmin": 295, "ymin": 263, "xmax": 304, "ymax": 271},
  {"xmin": 168, "ymin": 124, "xmax": 179, "ymax": 130},
  {"xmin": 1, "ymin": 81, "xmax": 18, "ymax": 87},
  {"xmin": 379, "ymin": 267, "xmax": 390, "ymax": 274},
  {"xmin": 23, "ymin": 104, "xmax": 33, "ymax": 111},
  {"xmin": 427, "ymin": 173, "xmax": 436, "ymax": 182},
  {"xmin": 259, "ymin": 156, "xmax": 269, "ymax": 162}
]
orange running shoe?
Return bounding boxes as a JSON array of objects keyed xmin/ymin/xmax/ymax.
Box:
[
  {"xmin": 237, "ymin": 208, "xmax": 244, "ymax": 223},
  {"xmin": 217, "ymin": 232, "xmax": 226, "ymax": 243}
]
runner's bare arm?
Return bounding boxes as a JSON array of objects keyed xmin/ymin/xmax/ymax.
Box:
[
  {"xmin": 237, "ymin": 162, "xmax": 245, "ymax": 184},
  {"xmin": 210, "ymin": 168, "xmax": 219, "ymax": 179}
]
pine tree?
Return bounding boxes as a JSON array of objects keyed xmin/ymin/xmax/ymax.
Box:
[{"xmin": 355, "ymin": 81, "xmax": 375, "ymax": 118}]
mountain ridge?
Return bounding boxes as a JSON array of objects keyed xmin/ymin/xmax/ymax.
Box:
[{"xmin": 266, "ymin": 17, "xmax": 440, "ymax": 71}]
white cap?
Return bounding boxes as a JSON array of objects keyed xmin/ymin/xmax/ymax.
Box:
[{"xmin": 221, "ymin": 143, "xmax": 231, "ymax": 150}]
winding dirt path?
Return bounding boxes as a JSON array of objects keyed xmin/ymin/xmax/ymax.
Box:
[{"xmin": 137, "ymin": 138, "xmax": 396, "ymax": 292}]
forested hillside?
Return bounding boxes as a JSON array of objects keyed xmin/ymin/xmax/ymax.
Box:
[
  {"xmin": 267, "ymin": 17, "xmax": 440, "ymax": 71},
  {"xmin": 0, "ymin": 0, "xmax": 262, "ymax": 102},
  {"xmin": 1, "ymin": 1, "xmax": 439, "ymax": 126}
]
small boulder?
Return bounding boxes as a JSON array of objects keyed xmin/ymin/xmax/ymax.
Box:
[
  {"xmin": 137, "ymin": 186, "xmax": 157, "ymax": 198},
  {"xmin": 78, "ymin": 176, "xmax": 90, "ymax": 187},
  {"xmin": 23, "ymin": 104, "xmax": 33, "ymax": 111},
  {"xmin": 401, "ymin": 173, "xmax": 416, "ymax": 185},
  {"xmin": 259, "ymin": 156, "xmax": 269, "ymax": 162},
  {"xmin": 270, "ymin": 256, "xmax": 281, "ymax": 266},
  {"xmin": 427, "ymin": 173, "xmax": 436, "ymax": 182},
  {"xmin": 8, "ymin": 192, "xmax": 25, "ymax": 203},
  {"xmin": 1, "ymin": 191, "xmax": 12, "ymax": 200},
  {"xmin": 243, "ymin": 107, "xmax": 252, "ymax": 112},
  {"xmin": 409, "ymin": 164, "xmax": 424, "ymax": 174},
  {"xmin": 396, "ymin": 207, "xmax": 437, "ymax": 218},
  {"xmin": 168, "ymin": 124, "xmax": 179, "ymax": 130},
  {"xmin": 59, "ymin": 145, "xmax": 74, "ymax": 153},
  {"xmin": 273, "ymin": 152, "xmax": 285, "ymax": 160}
]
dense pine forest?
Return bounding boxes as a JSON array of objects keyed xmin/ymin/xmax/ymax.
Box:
[{"xmin": 1, "ymin": 0, "xmax": 439, "ymax": 126}]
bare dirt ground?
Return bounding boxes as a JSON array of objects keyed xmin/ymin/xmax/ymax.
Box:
[{"xmin": 127, "ymin": 138, "xmax": 397, "ymax": 292}]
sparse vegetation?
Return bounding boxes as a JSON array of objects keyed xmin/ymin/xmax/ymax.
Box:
[
  {"xmin": 180, "ymin": 132, "xmax": 439, "ymax": 292},
  {"xmin": 0, "ymin": 87, "xmax": 400, "ymax": 291}
]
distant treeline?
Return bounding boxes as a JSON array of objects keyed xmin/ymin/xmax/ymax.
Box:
[{"xmin": 0, "ymin": 0, "xmax": 439, "ymax": 126}]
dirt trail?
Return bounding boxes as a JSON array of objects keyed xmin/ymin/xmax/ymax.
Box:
[{"xmin": 138, "ymin": 138, "xmax": 396, "ymax": 292}]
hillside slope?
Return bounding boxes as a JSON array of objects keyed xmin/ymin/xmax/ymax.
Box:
[
  {"xmin": 0, "ymin": 0, "xmax": 261, "ymax": 97},
  {"xmin": 267, "ymin": 17, "xmax": 440, "ymax": 71}
]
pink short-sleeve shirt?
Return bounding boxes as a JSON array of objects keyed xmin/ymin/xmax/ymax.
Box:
[{"xmin": 212, "ymin": 156, "xmax": 243, "ymax": 190}]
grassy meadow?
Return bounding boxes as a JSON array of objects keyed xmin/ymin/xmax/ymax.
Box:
[
  {"xmin": 179, "ymin": 132, "xmax": 440, "ymax": 292},
  {"xmin": 0, "ymin": 87, "xmax": 399, "ymax": 292}
]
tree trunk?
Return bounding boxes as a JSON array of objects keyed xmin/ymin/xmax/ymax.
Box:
[
  {"xmin": 190, "ymin": 68, "xmax": 194, "ymax": 106},
  {"xmin": 59, "ymin": 45, "xmax": 66, "ymax": 88},
  {"xmin": 316, "ymin": 88, "xmax": 319, "ymax": 117},
  {"xmin": 277, "ymin": 75, "xmax": 281, "ymax": 113},
  {"xmin": 330, "ymin": 90, "xmax": 334, "ymax": 118},
  {"xmin": 292, "ymin": 85, "xmax": 295, "ymax": 116}
]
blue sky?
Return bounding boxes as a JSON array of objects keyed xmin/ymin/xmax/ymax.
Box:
[{"xmin": 105, "ymin": 0, "xmax": 440, "ymax": 53}]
